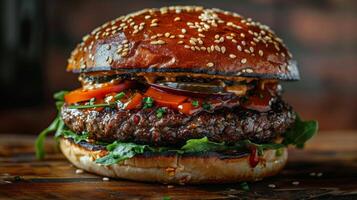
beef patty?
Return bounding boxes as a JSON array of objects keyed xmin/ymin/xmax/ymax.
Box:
[{"xmin": 61, "ymin": 98, "xmax": 296, "ymax": 146}]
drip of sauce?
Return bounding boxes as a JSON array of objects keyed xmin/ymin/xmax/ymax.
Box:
[{"xmin": 249, "ymin": 146, "xmax": 260, "ymax": 168}]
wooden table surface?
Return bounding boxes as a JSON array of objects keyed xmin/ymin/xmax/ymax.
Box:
[{"xmin": 0, "ymin": 131, "xmax": 356, "ymax": 200}]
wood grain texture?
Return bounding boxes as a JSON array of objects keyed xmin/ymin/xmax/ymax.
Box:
[{"xmin": 0, "ymin": 131, "xmax": 356, "ymax": 200}]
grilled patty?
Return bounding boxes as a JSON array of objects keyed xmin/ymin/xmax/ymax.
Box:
[{"xmin": 61, "ymin": 98, "xmax": 295, "ymax": 146}]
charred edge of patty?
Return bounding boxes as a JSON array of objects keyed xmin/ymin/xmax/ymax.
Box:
[{"xmin": 61, "ymin": 98, "xmax": 296, "ymax": 147}]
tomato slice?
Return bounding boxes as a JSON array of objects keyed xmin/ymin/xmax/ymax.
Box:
[
  {"xmin": 242, "ymin": 90, "xmax": 272, "ymax": 112},
  {"xmin": 64, "ymin": 81, "xmax": 133, "ymax": 104},
  {"xmin": 178, "ymin": 102, "xmax": 202, "ymax": 115},
  {"xmin": 144, "ymin": 87, "xmax": 188, "ymax": 108},
  {"xmin": 124, "ymin": 93, "xmax": 143, "ymax": 110}
]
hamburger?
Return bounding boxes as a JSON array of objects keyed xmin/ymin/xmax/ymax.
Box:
[{"xmin": 36, "ymin": 6, "xmax": 318, "ymax": 184}]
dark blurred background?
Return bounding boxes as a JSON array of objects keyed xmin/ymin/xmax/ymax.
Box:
[{"xmin": 0, "ymin": 0, "xmax": 356, "ymax": 135}]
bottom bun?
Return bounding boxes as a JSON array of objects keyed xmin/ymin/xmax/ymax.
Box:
[{"xmin": 59, "ymin": 137, "xmax": 288, "ymax": 184}]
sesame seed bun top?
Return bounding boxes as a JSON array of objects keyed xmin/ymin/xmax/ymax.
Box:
[{"xmin": 67, "ymin": 6, "xmax": 299, "ymax": 80}]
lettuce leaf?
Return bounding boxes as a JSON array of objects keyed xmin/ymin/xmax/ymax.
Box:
[
  {"xmin": 181, "ymin": 137, "xmax": 227, "ymax": 152},
  {"xmin": 95, "ymin": 114, "xmax": 318, "ymax": 165},
  {"xmin": 35, "ymin": 116, "xmax": 60, "ymax": 159},
  {"xmin": 95, "ymin": 137, "xmax": 286, "ymax": 165},
  {"xmin": 35, "ymin": 90, "xmax": 68, "ymax": 159},
  {"xmin": 60, "ymin": 130, "xmax": 89, "ymax": 143},
  {"xmin": 283, "ymin": 115, "xmax": 318, "ymax": 148},
  {"xmin": 95, "ymin": 141, "xmax": 149, "ymax": 165}
]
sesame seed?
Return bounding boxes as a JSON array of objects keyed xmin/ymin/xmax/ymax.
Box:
[
  {"xmin": 198, "ymin": 33, "xmax": 205, "ymax": 38},
  {"xmin": 164, "ymin": 32, "xmax": 170, "ymax": 37},
  {"xmin": 174, "ymin": 17, "xmax": 181, "ymax": 21},
  {"xmin": 145, "ymin": 15, "xmax": 151, "ymax": 19},
  {"xmin": 82, "ymin": 34, "xmax": 90, "ymax": 42},
  {"xmin": 292, "ymin": 181, "xmax": 300, "ymax": 186},
  {"xmin": 151, "ymin": 19, "xmax": 158, "ymax": 23},
  {"xmin": 214, "ymin": 34, "xmax": 220, "ymax": 39},
  {"xmin": 181, "ymin": 29, "xmax": 187, "ymax": 34},
  {"xmin": 178, "ymin": 34, "xmax": 185, "ymax": 38},
  {"xmin": 206, "ymin": 62, "xmax": 214, "ymax": 67},
  {"xmin": 229, "ymin": 54, "xmax": 236, "ymax": 58},
  {"xmin": 150, "ymin": 23, "xmax": 158, "ymax": 27},
  {"xmin": 214, "ymin": 45, "xmax": 221, "ymax": 52},
  {"xmin": 221, "ymin": 46, "xmax": 226, "ymax": 54},
  {"xmin": 240, "ymin": 33, "xmax": 245, "ymax": 38},
  {"xmin": 184, "ymin": 45, "xmax": 190, "ymax": 49},
  {"xmin": 189, "ymin": 40, "xmax": 196, "ymax": 45},
  {"xmin": 249, "ymin": 47, "xmax": 254, "ymax": 52},
  {"xmin": 232, "ymin": 39, "xmax": 237, "ymax": 43},
  {"xmin": 268, "ymin": 184, "xmax": 276, "ymax": 188},
  {"xmin": 102, "ymin": 177, "xmax": 110, "ymax": 181},
  {"xmin": 245, "ymin": 68, "xmax": 253, "ymax": 73},
  {"xmin": 237, "ymin": 45, "xmax": 242, "ymax": 51},
  {"xmin": 241, "ymin": 58, "xmax": 247, "ymax": 64},
  {"xmin": 75, "ymin": 169, "xmax": 84, "ymax": 174},
  {"xmin": 177, "ymin": 41, "xmax": 184, "ymax": 44},
  {"xmin": 317, "ymin": 172, "xmax": 323, "ymax": 177},
  {"xmin": 244, "ymin": 49, "xmax": 250, "ymax": 54},
  {"xmin": 241, "ymin": 41, "xmax": 246, "ymax": 46},
  {"xmin": 258, "ymin": 50, "xmax": 264, "ymax": 56},
  {"xmin": 150, "ymin": 40, "xmax": 166, "ymax": 45},
  {"xmin": 309, "ymin": 172, "xmax": 316, "ymax": 176}
]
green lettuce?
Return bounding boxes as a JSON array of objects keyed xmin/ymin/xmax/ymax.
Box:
[
  {"xmin": 95, "ymin": 115, "xmax": 318, "ymax": 165},
  {"xmin": 95, "ymin": 141, "xmax": 150, "ymax": 165},
  {"xmin": 60, "ymin": 130, "xmax": 89, "ymax": 143},
  {"xmin": 35, "ymin": 91, "xmax": 68, "ymax": 159},
  {"xmin": 283, "ymin": 115, "xmax": 318, "ymax": 148}
]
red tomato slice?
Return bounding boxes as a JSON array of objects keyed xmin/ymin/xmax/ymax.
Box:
[
  {"xmin": 178, "ymin": 102, "xmax": 202, "ymax": 115},
  {"xmin": 64, "ymin": 81, "xmax": 133, "ymax": 104},
  {"xmin": 242, "ymin": 90, "xmax": 272, "ymax": 112},
  {"xmin": 144, "ymin": 87, "xmax": 188, "ymax": 109},
  {"xmin": 124, "ymin": 93, "xmax": 143, "ymax": 110}
]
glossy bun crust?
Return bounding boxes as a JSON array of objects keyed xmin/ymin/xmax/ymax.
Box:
[
  {"xmin": 67, "ymin": 6, "xmax": 299, "ymax": 80},
  {"xmin": 60, "ymin": 137, "xmax": 288, "ymax": 184}
]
